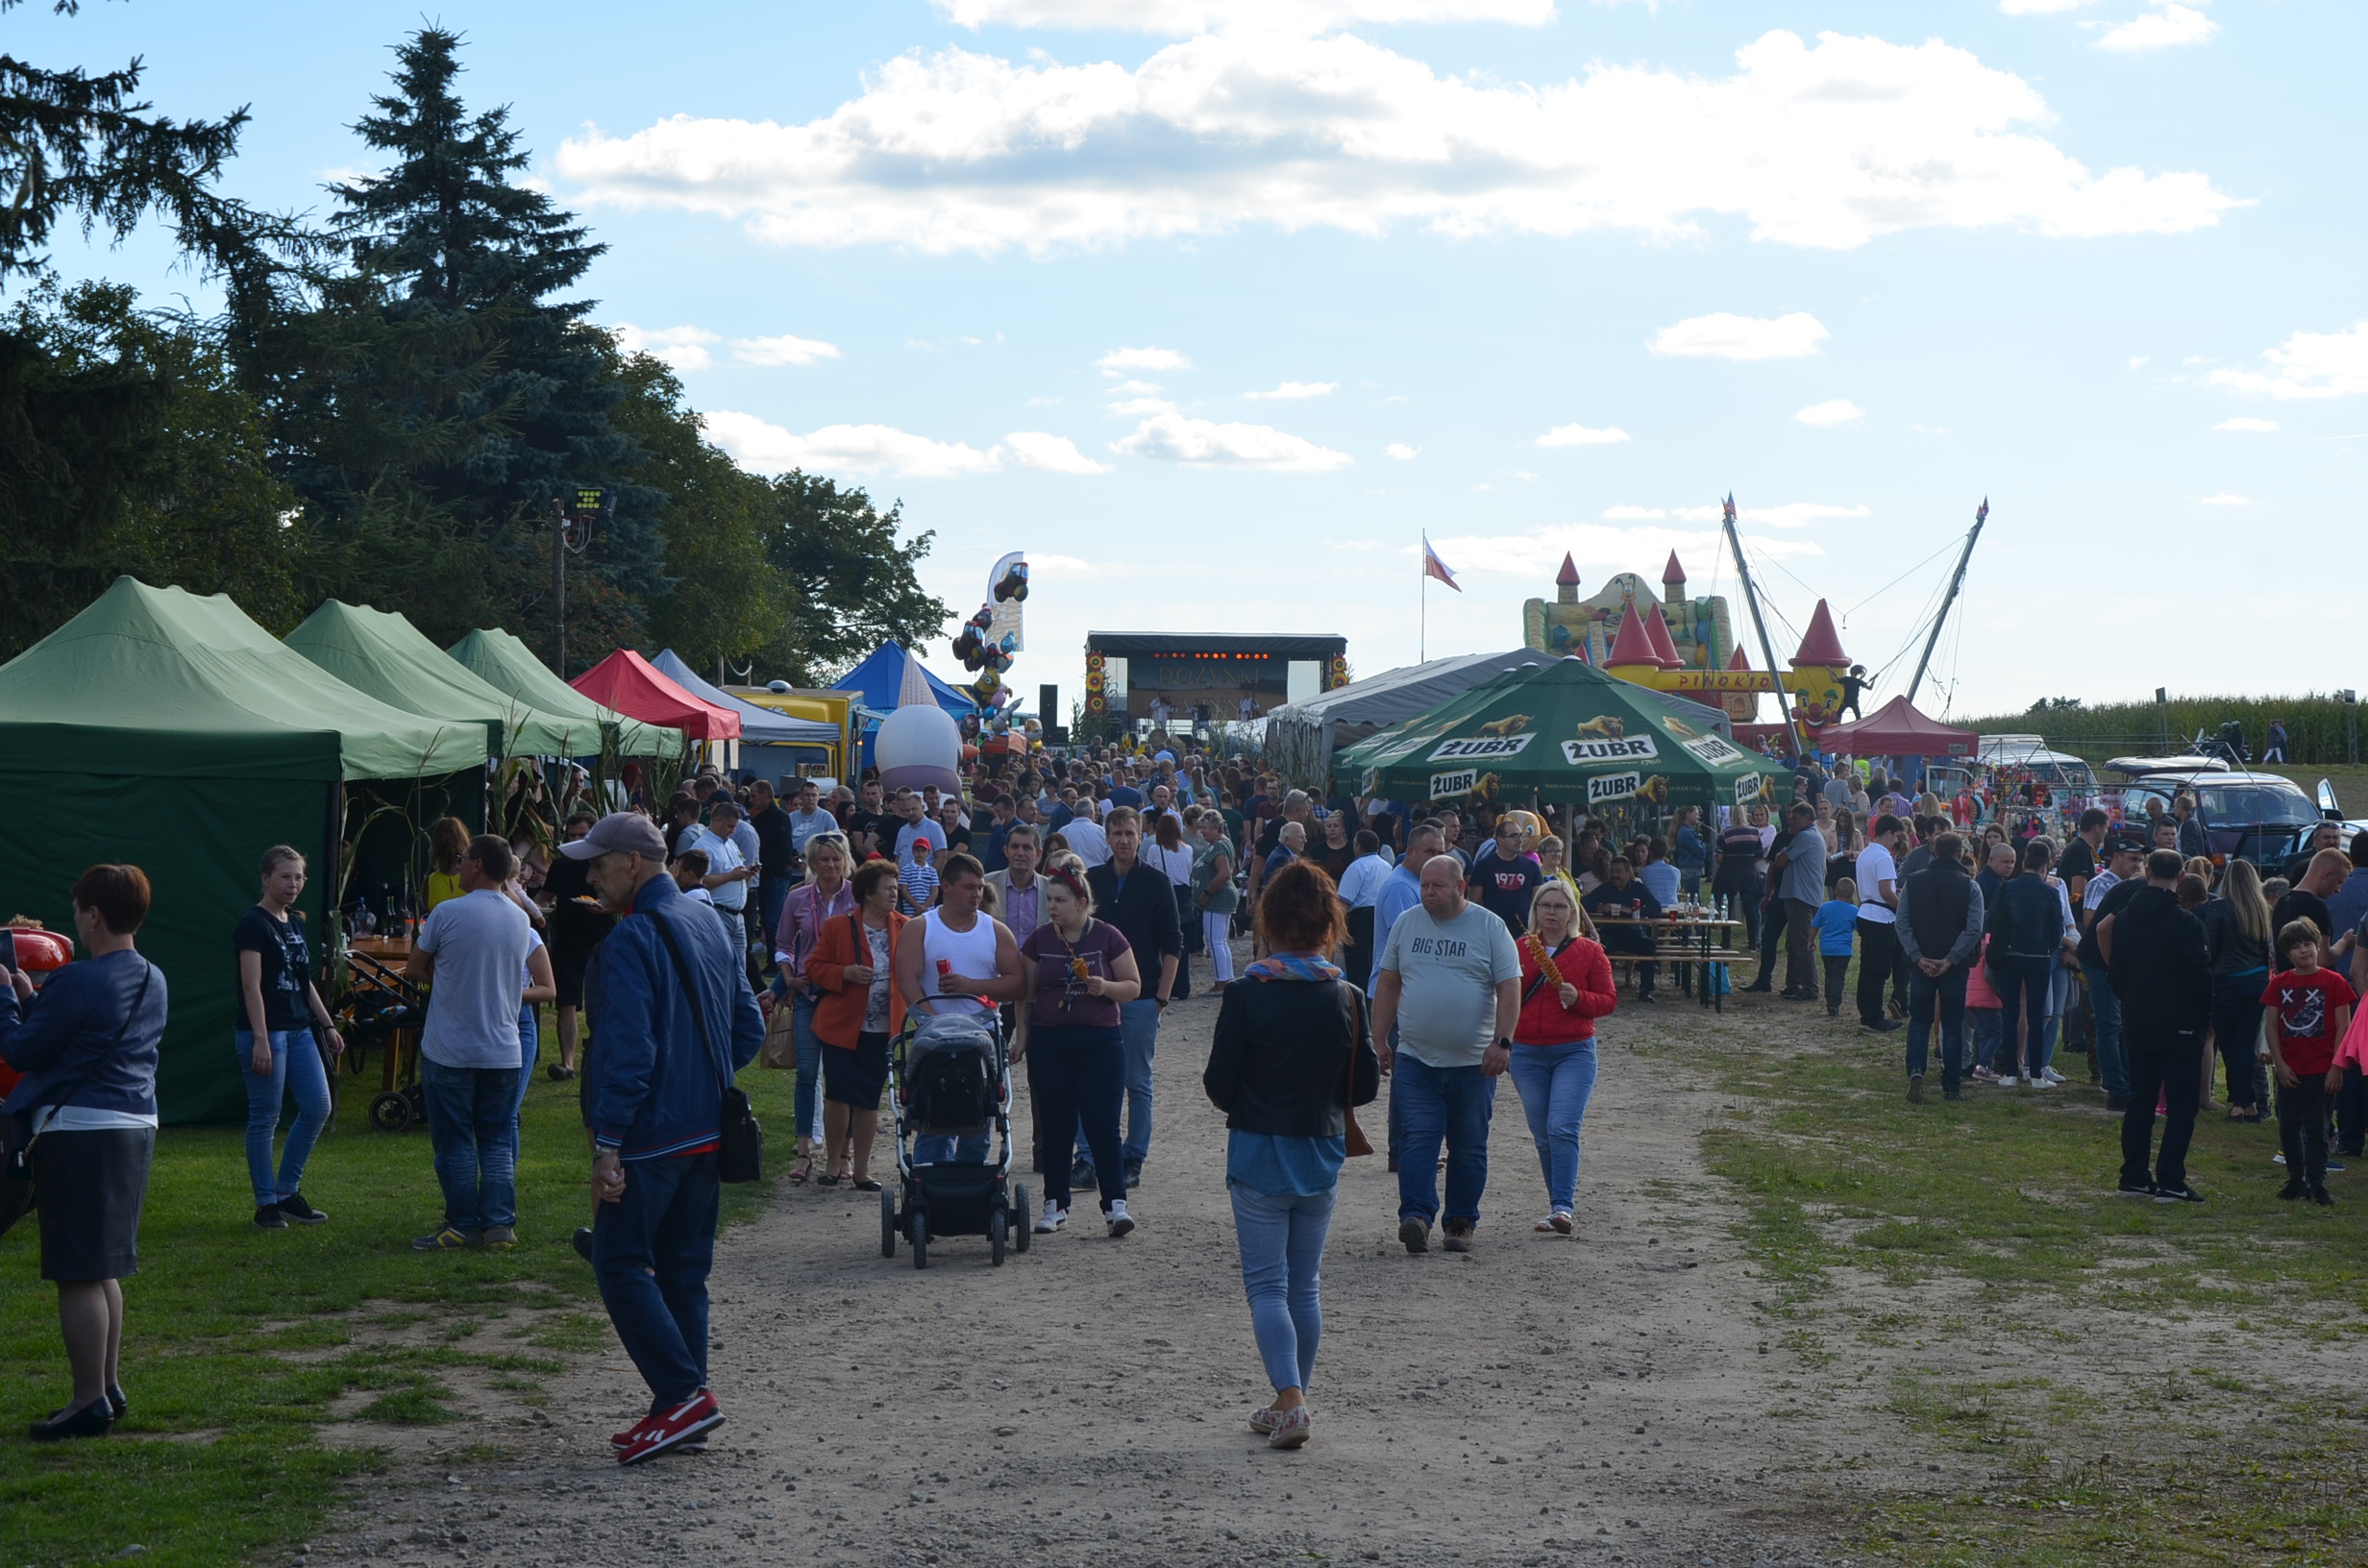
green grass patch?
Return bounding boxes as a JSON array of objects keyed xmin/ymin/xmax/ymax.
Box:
[{"xmin": 0, "ymin": 1025, "xmax": 800, "ymax": 1568}]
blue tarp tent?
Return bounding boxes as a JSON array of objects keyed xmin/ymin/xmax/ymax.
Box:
[
  {"xmin": 650, "ymin": 649, "xmax": 840, "ymax": 747},
  {"xmin": 829, "ymin": 644, "xmax": 976, "ymax": 719}
]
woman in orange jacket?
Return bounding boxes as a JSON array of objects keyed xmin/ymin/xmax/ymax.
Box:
[
  {"xmin": 1506, "ymin": 879, "xmax": 1618, "ymax": 1236},
  {"xmin": 805, "ymin": 860, "xmax": 907, "ymax": 1189}
]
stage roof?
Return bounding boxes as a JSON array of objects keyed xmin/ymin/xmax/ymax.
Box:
[{"xmin": 1085, "ymin": 631, "xmax": 1344, "ymax": 659}]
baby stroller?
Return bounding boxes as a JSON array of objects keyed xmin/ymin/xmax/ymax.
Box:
[{"xmin": 879, "ymin": 1012, "xmax": 1029, "ymax": 1269}]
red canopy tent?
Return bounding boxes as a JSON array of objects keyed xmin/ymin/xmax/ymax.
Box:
[
  {"xmin": 571, "ymin": 649, "xmax": 742, "ymax": 742},
  {"xmin": 1816, "ymin": 696, "xmax": 1975, "ymax": 758}
]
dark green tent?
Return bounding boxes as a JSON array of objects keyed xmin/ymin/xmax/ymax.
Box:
[
  {"xmin": 287, "ymin": 600, "xmax": 605, "ymax": 757},
  {"xmin": 0, "ymin": 577, "xmax": 486, "ymax": 1122},
  {"xmin": 447, "ymin": 627, "xmax": 682, "ymax": 759}
]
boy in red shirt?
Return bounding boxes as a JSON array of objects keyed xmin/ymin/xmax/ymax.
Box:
[{"xmin": 2265, "ymin": 920, "xmax": 2356, "ymax": 1204}]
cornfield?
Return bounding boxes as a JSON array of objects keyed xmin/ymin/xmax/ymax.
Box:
[{"xmin": 1953, "ymin": 695, "xmax": 2365, "ymax": 767}]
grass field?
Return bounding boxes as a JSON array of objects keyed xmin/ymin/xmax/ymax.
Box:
[
  {"xmin": 1684, "ymin": 992, "xmax": 2368, "ymax": 1566},
  {"xmin": 0, "ymin": 1026, "xmax": 798, "ymax": 1568}
]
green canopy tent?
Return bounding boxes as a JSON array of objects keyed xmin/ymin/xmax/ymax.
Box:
[
  {"xmin": 1347, "ymin": 656, "xmax": 1770, "ymax": 819},
  {"xmin": 0, "ymin": 577, "xmax": 487, "ymax": 1122},
  {"xmin": 286, "ymin": 600, "xmax": 605, "ymax": 758},
  {"xmin": 446, "ymin": 627, "xmax": 682, "ymax": 760}
]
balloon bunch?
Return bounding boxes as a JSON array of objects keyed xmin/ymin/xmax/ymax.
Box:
[
  {"xmin": 951, "ymin": 604, "xmax": 1017, "ymax": 674},
  {"xmin": 994, "ymin": 559, "xmax": 1029, "ymax": 602}
]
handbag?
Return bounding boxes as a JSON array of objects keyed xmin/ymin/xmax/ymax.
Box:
[
  {"xmin": 1, "ymin": 962, "xmax": 154, "ymax": 1239},
  {"xmin": 1342, "ymin": 985, "xmax": 1374, "ymax": 1158},
  {"xmin": 648, "ymin": 913, "xmax": 763, "ymax": 1184},
  {"xmin": 758, "ymin": 991, "xmax": 800, "ymax": 1070}
]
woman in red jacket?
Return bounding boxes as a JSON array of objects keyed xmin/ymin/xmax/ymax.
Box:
[
  {"xmin": 1506, "ymin": 879, "xmax": 1617, "ymax": 1236},
  {"xmin": 806, "ymin": 861, "xmax": 908, "ymax": 1189}
]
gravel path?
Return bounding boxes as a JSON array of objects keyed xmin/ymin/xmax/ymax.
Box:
[{"xmin": 318, "ymin": 970, "xmax": 1940, "ymax": 1568}]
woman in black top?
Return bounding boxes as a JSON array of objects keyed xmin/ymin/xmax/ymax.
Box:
[
  {"xmin": 235, "ymin": 846, "xmax": 345, "ymax": 1230},
  {"xmin": 2200, "ymin": 857, "xmax": 2274, "ymax": 1118},
  {"xmin": 543, "ymin": 813, "xmax": 616, "ymax": 1080}
]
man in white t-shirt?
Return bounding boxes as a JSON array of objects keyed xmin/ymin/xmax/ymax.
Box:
[
  {"xmin": 407, "ymin": 834, "xmax": 537, "ymax": 1250},
  {"xmin": 1372, "ymin": 855, "xmax": 1521, "ymax": 1256},
  {"xmin": 1853, "ymin": 814, "xmax": 1909, "ymax": 1034},
  {"xmin": 1061, "ymin": 805, "xmax": 1111, "ymax": 870}
]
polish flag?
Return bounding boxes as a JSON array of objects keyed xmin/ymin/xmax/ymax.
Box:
[{"xmin": 1421, "ymin": 535, "xmax": 1461, "ymax": 592}]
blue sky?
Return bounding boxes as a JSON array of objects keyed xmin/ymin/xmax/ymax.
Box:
[{"xmin": 23, "ymin": 0, "xmax": 2365, "ymax": 718}]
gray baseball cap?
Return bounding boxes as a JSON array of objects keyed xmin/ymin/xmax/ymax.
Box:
[{"xmin": 557, "ymin": 812, "xmax": 670, "ymax": 861}]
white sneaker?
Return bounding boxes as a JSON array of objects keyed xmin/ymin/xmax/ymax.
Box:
[
  {"xmin": 2042, "ymin": 1067, "xmax": 2067, "ymax": 1083},
  {"xmin": 1106, "ymin": 1200, "xmax": 1137, "ymax": 1238},
  {"xmin": 1034, "ymin": 1203, "xmax": 1068, "ymax": 1234},
  {"xmin": 2028, "ymin": 1076, "xmax": 2056, "ymax": 1091},
  {"xmin": 1996, "ymin": 1075, "xmax": 2019, "ymax": 1088}
]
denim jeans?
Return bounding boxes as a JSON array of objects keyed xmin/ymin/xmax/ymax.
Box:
[
  {"xmin": 1991, "ymin": 954, "xmax": 2055, "ymax": 1079},
  {"xmin": 759, "ymin": 877, "xmax": 792, "ymax": 949},
  {"xmin": 593, "ymin": 1150, "xmax": 720, "ymax": 1410},
  {"xmin": 2210, "ymin": 968, "xmax": 2268, "ymax": 1110},
  {"xmin": 1969, "ymin": 1005, "xmax": 2002, "ymax": 1070},
  {"xmin": 1077, "ymin": 997, "xmax": 1161, "ymax": 1174},
  {"xmin": 789, "ymin": 992, "xmax": 827, "ymax": 1144},
  {"xmin": 1506, "ymin": 1040, "xmax": 1597, "ymax": 1213},
  {"xmin": 1906, "ymin": 968, "xmax": 1968, "ymax": 1094},
  {"xmin": 1393, "ymin": 1055, "xmax": 1497, "ymax": 1227},
  {"xmin": 2040, "ymin": 962, "xmax": 2071, "ymax": 1070},
  {"xmin": 2121, "ymin": 1037, "xmax": 2204, "ymax": 1192},
  {"xmin": 235, "ymin": 1029, "xmax": 331, "ymax": 1208},
  {"xmin": 510, "ymin": 1003, "xmax": 539, "ymax": 1166},
  {"xmin": 1229, "ymin": 1181, "xmax": 1336, "ymax": 1394},
  {"xmin": 2081, "ymin": 962, "xmax": 2128, "ymax": 1098},
  {"xmin": 421, "ymin": 1058, "xmax": 521, "ymax": 1233},
  {"xmin": 915, "ymin": 1134, "xmax": 988, "ymax": 1164},
  {"xmin": 1037, "ymin": 1023, "xmax": 1125, "ymax": 1213}
]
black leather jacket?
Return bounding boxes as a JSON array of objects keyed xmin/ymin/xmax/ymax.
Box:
[{"xmin": 1203, "ymin": 976, "xmax": 1380, "ymax": 1139}]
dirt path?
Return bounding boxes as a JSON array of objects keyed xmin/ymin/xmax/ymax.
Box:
[{"xmin": 313, "ymin": 973, "xmax": 1950, "ymax": 1568}]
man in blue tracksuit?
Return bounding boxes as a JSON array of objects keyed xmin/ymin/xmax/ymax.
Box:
[{"xmin": 567, "ymin": 813, "xmax": 765, "ymax": 1465}]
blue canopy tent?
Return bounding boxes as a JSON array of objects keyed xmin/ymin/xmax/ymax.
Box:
[{"xmin": 828, "ymin": 644, "xmax": 978, "ymax": 774}]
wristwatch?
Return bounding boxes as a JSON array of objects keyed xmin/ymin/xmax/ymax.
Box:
[{"xmin": 1494, "ymin": 1037, "xmax": 1514, "ymax": 1052}]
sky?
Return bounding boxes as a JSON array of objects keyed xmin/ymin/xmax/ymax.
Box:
[{"xmin": 20, "ymin": 0, "xmax": 2366, "ymax": 719}]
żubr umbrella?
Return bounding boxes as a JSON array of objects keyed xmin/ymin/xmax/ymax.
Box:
[{"xmin": 1352, "ymin": 656, "xmax": 1767, "ymax": 811}]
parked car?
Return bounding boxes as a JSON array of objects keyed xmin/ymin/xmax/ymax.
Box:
[{"xmin": 2108, "ymin": 764, "xmax": 2324, "ymax": 866}]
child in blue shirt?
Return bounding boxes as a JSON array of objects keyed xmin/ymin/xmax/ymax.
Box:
[{"xmin": 1814, "ymin": 876, "xmax": 1859, "ymax": 1018}]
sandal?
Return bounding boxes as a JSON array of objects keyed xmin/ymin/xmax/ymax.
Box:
[
  {"xmin": 1550, "ymin": 1212, "xmax": 1574, "ymax": 1236},
  {"xmin": 852, "ymin": 1179, "xmax": 883, "ymax": 1192},
  {"xmin": 790, "ymin": 1155, "xmax": 814, "ymax": 1185},
  {"xmin": 1533, "ymin": 1217, "xmax": 1560, "ymax": 1233},
  {"xmin": 816, "ymin": 1170, "xmax": 842, "ymax": 1188}
]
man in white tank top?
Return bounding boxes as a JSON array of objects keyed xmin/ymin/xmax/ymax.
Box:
[{"xmin": 894, "ymin": 853, "xmax": 1028, "ymax": 1162}]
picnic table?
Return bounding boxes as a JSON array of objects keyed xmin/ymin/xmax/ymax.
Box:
[{"xmin": 1590, "ymin": 915, "xmax": 1755, "ymax": 1013}]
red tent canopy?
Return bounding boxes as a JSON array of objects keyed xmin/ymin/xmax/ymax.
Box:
[
  {"xmin": 1816, "ymin": 696, "xmax": 1975, "ymax": 758},
  {"xmin": 571, "ymin": 649, "xmax": 742, "ymax": 741}
]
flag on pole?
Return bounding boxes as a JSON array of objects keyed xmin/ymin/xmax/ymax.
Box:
[{"xmin": 1421, "ymin": 534, "xmax": 1461, "ymax": 592}]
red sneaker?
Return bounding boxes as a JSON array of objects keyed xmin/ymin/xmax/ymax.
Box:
[{"xmin": 615, "ymin": 1391, "xmax": 723, "ymax": 1465}]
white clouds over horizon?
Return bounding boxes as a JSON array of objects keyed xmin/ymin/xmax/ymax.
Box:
[
  {"xmin": 1538, "ymin": 423, "xmax": 1632, "ymax": 447},
  {"xmin": 1602, "ymin": 501, "xmax": 1870, "ymax": 528},
  {"xmin": 705, "ymin": 412, "xmax": 1110, "ymax": 476},
  {"xmin": 2215, "ymin": 416, "xmax": 2278, "ymax": 432},
  {"xmin": 931, "ymin": 0, "xmax": 1558, "ymax": 32},
  {"xmin": 1650, "ymin": 311, "xmax": 1829, "ymax": 360},
  {"xmin": 1098, "ymin": 345, "xmax": 1193, "ymax": 374},
  {"xmin": 611, "ymin": 322, "xmax": 842, "ymax": 370},
  {"xmin": 1114, "ymin": 412, "xmax": 1353, "ymax": 471},
  {"xmin": 555, "ymin": 30, "xmax": 2239, "ymax": 257},
  {"xmin": 1793, "ymin": 398, "xmax": 1864, "ymax": 426},
  {"xmin": 2095, "ymin": 3, "xmax": 2218, "ymax": 51},
  {"xmin": 1430, "ymin": 522, "xmax": 1823, "ymax": 577},
  {"xmin": 733, "ymin": 331, "xmax": 843, "ymax": 366},
  {"xmin": 1243, "ymin": 380, "xmax": 1338, "ymax": 400},
  {"xmin": 2209, "ymin": 322, "xmax": 2368, "ymax": 400}
]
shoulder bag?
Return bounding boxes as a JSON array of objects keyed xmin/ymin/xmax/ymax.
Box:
[
  {"xmin": 1, "ymin": 961, "xmax": 154, "ymax": 1238},
  {"xmin": 1340, "ymin": 983, "xmax": 1374, "ymax": 1158},
  {"xmin": 648, "ymin": 913, "xmax": 763, "ymax": 1184}
]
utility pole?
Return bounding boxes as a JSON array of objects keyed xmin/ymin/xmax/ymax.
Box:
[
  {"xmin": 1908, "ymin": 498, "xmax": 1986, "ymax": 705},
  {"xmin": 551, "ymin": 499, "xmax": 568, "ymax": 676},
  {"xmin": 1720, "ymin": 494, "xmax": 1798, "ymax": 757}
]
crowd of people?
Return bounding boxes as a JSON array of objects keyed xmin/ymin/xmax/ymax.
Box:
[{"xmin": 6, "ymin": 725, "xmax": 2357, "ymax": 1458}]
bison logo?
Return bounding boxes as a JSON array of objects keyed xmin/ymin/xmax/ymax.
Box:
[
  {"xmin": 1572, "ymin": 715, "xmax": 1626, "ymax": 741},
  {"xmin": 1476, "ymin": 713, "xmax": 1532, "ymax": 739}
]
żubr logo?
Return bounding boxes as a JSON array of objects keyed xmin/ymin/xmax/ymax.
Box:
[
  {"xmin": 1681, "ymin": 733, "xmax": 1748, "ymax": 767},
  {"xmin": 1429, "ymin": 769, "xmax": 1478, "ymax": 799},
  {"xmin": 1430, "ymin": 733, "xmax": 1535, "ymax": 763},
  {"xmin": 1560, "ymin": 735, "xmax": 1659, "ymax": 766},
  {"xmin": 1588, "ymin": 772, "xmax": 1641, "ymax": 805}
]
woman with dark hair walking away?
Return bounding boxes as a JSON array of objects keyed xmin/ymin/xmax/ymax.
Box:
[
  {"xmin": 1203, "ymin": 861, "xmax": 1380, "ymax": 1451},
  {"xmin": 235, "ymin": 845, "xmax": 345, "ymax": 1229},
  {"xmin": 0, "ymin": 865, "xmax": 167, "ymax": 1440}
]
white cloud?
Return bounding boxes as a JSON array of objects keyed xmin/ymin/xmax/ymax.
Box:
[
  {"xmin": 613, "ymin": 322, "xmax": 720, "ymax": 371},
  {"xmin": 1651, "ymin": 311, "xmax": 1828, "ymax": 360},
  {"xmin": 1107, "ymin": 379, "xmax": 1163, "ymax": 394},
  {"xmin": 1793, "ymin": 398, "xmax": 1864, "ymax": 426},
  {"xmin": 2209, "ymin": 323, "xmax": 2368, "ymax": 401},
  {"xmin": 1538, "ymin": 423, "xmax": 1633, "ymax": 447},
  {"xmin": 2215, "ymin": 416, "xmax": 2278, "ymax": 432},
  {"xmin": 1113, "ymin": 412, "xmax": 1354, "ymax": 471},
  {"xmin": 731, "ymin": 332, "xmax": 843, "ymax": 366},
  {"xmin": 2095, "ymin": 3, "xmax": 2218, "ymax": 51},
  {"xmin": 1385, "ymin": 442, "xmax": 1420, "ymax": 460},
  {"xmin": 1002, "ymin": 430, "xmax": 1116, "ymax": 473},
  {"xmin": 1601, "ymin": 504, "xmax": 1665, "ymax": 520},
  {"xmin": 2128, "ymin": 355, "xmax": 2151, "ymax": 369},
  {"xmin": 1327, "ymin": 537, "xmax": 1389, "ymax": 550},
  {"xmin": 2196, "ymin": 491, "xmax": 2249, "ymax": 505},
  {"xmin": 1243, "ymin": 380, "xmax": 1338, "ymax": 401},
  {"xmin": 2000, "ymin": 0, "xmax": 2094, "ymax": 12},
  {"xmin": 1098, "ymin": 345, "xmax": 1192, "ymax": 374},
  {"xmin": 931, "ymin": 0, "xmax": 1557, "ymax": 32},
  {"xmin": 1104, "ymin": 396, "xmax": 1179, "ymax": 417},
  {"xmin": 704, "ymin": 411, "xmax": 1110, "ymax": 477},
  {"xmin": 555, "ymin": 30, "xmax": 2240, "ymax": 256},
  {"xmin": 1431, "ymin": 522, "xmax": 1823, "ymax": 577}
]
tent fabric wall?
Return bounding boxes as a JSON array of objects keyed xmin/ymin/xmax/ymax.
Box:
[
  {"xmin": 447, "ymin": 627, "xmax": 683, "ymax": 757},
  {"xmin": 572, "ymin": 649, "xmax": 742, "ymax": 742},
  {"xmin": 288, "ymin": 601, "xmax": 604, "ymax": 757},
  {"xmin": 0, "ymin": 578, "xmax": 492, "ymax": 1123},
  {"xmin": 1264, "ymin": 649, "xmax": 1559, "ymax": 786},
  {"xmin": 829, "ymin": 644, "xmax": 976, "ymax": 719},
  {"xmin": 650, "ymin": 649, "xmax": 839, "ymax": 747}
]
